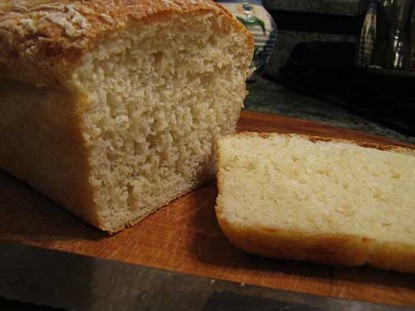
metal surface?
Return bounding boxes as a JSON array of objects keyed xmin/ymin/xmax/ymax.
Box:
[
  {"xmin": 0, "ymin": 241, "xmax": 412, "ymax": 311},
  {"xmin": 358, "ymin": 0, "xmax": 415, "ymax": 70}
]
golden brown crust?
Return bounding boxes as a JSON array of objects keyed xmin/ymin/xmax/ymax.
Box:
[
  {"xmin": 217, "ymin": 216, "xmax": 415, "ymax": 273},
  {"xmin": 217, "ymin": 217, "xmax": 373, "ymax": 267},
  {"xmin": 0, "ymin": 79, "xmax": 99, "ymax": 227},
  {"xmin": 0, "ymin": 0, "xmax": 253, "ymax": 88},
  {"xmin": 369, "ymin": 242, "xmax": 415, "ymax": 273}
]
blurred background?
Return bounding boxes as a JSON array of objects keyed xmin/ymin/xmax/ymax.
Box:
[
  {"xmin": 266, "ymin": 0, "xmax": 415, "ymax": 138},
  {"xmin": 217, "ymin": 0, "xmax": 415, "ymax": 142}
]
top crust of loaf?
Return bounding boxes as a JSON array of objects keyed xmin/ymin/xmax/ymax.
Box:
[{"xmin": 0, "ymin": 0, "xmax": 253, "ymax": 88}]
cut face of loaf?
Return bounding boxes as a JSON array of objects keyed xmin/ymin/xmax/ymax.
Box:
[
  {"xmin": 0, "ymin": 1, "xmax": 253, "ymax": 232},
  {"xmin": 216, "ymin": 133, "xmax": 415, "ymax": 273}
]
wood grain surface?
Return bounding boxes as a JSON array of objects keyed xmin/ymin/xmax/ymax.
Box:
[{"xmin": 1, "ymin": 111, "xmax": 414, "ymax": 308}]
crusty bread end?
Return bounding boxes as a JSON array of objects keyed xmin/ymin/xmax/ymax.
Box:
[{"xmin": 0, "ymin": 1, "xmax": 253, "ymax": 233}]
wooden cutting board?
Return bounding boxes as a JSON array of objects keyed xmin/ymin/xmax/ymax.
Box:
[{"xmin": 1, "ymin": 111, "xmax": 414, "ymax": 308}]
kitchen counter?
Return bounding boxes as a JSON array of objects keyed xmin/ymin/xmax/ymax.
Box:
[{"xmin": 245, "ymin": 77, "xmax": 415, "ymax": 145}]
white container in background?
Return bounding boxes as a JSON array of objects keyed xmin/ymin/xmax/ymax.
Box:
[{"xmin": 215, "ymin": 0, "xmax": 277, "ymax": 80}]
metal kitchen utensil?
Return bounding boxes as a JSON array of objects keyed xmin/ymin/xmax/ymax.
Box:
[
  {"xmin": 0, "ymin": 241, "xmax": 411, "ymax": 311},
  {"xmin": 358, "ymin": 0, "xmax": 415, "ymax": 70}
]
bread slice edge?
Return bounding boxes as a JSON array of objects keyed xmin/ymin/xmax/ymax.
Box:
[{"xmin": 215, "ymin": 131, "xmax": 415, "ymax": 273}]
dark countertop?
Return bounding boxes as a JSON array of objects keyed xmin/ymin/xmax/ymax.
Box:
[
  {"xmin": 245, "ymin": 77, "xmax": 415, "ymax": 145},
  {"xmin": 264, "ymin": 0, "xmax": 360, "ymax": 16}
]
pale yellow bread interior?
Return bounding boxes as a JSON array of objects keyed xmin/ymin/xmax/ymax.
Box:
[{"xmin": 216, "ymin": 132, "xmax": 415, "ymax": 272}]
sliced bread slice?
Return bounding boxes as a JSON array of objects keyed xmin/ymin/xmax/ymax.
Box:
[{"xmin": 216, "ymin": 132, "xmax": 415, "ymax": 273}]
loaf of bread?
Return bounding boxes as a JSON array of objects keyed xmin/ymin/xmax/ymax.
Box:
[
  {"xmin": 216, "ymin": 132, "xmax": 415, "ymax": 273},
  {"xmin": 0, "ymin": 1, "xmax": 253, "ymax": 232}
]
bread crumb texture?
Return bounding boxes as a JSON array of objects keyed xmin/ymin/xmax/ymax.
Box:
[
  {"xmin": 0, "ymin": 1, "xmax": 253, "ymax": 232},
  {"xmin": 217, "ymin": 133, "xmax": 415, "ymax": 271},
  {"xmin": 76, "ymin": 13, "xmax": 250, "ymax": 231}
]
